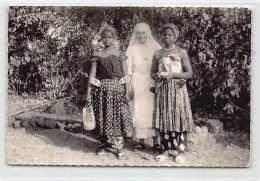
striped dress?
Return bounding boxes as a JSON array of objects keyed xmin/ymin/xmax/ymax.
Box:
[{"xmin": 153, "ymin": 48, "xmax": 194, "ymax": 153}]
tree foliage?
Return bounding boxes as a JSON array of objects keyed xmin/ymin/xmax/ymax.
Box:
[{"xmin": 8, "ymin": 6, "xmax": 251, "ymax": 116}]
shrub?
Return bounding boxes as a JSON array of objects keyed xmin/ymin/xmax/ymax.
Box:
[{"xmin": 8, "ymin": 6, "xmax": 251, "ymax": 117}]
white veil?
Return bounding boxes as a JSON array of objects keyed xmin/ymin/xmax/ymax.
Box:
[{"xmin": 126, "ymin": 22, "xmax": 162, "ymax": 75}]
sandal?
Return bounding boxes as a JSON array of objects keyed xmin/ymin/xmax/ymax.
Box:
[
  {"xmin": 168, "ymin": 150, "xmax": 179, "ymax": 156},
  {"xmin": 155, "ymin": 155, "xmax": 168, "ymax": 161},
  {"xmin": 153, "ymin": 144, "xmax": 163, "ymax": 153},
  {"xmin": 117, "ymin": 152, "xmax": 127, "ymax": 160},
  {"xmin": 155, "ymin": 150, "xmax": 169, "ymax": 161},
  {"xmin": 96, "ymin": 147, "xmax": 106, "ymax": 156},
  {"xmin": 133, "ymin": 143, "xmax": 145, "ymax": 151}
]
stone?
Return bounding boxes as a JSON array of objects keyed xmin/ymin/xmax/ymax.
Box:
[
  {"xmin": 71, "ymin": 123, "xmax": 83, "ymax": 133},
  {"xmin": 52, "ymin": 100, "xmax": 67, "ymax": 115},
  {"xmin": 57, "ymin": 121, "xmax": 66, "ymax": 129},
  {"xmin": 197, "ymin": 126, "xmax": 209, "ymax": 138},
  {"xmin": 194, "ymin": 126, "xmax": 202, "ymax": 134},
  {"xmin": 205, "ymin": 119, "xmax": 224, "ymax": 133},
  {"xmin": 12, "ymin": 120, "xmax": 22, "ymax": 129},
  {"xmin": 28, "ymin": 119, "xmax": 37, "ymax": 128},
  {"xmin": 8, "ymin": 116, "xmax": 16, "ymax": 127},
  {"xmin": 201, "ymin": 126, "xmax": 209, "ymax": 134},
  {"xmin": 188, "ymin": 133, "xmax": 199, "ymax": 144},
  {"xmin": 21, "ymin": 120, "xmax": 31, "ymax": 128},
  {"xmin": 45, "ymin": 119, "xmax": 58, "ymax": 129},
  {"xmin": 35, "ymin": 118, "xmax": 46, "ymax": 128}
]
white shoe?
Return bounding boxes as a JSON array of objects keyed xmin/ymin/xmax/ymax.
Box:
[
  {"xmin": 174, "ymin": 155, "xmax": 186, "ymax": 163},
  {"xmin": 155, "ymin": 155, "xmax": 168, "ymax": 161}
]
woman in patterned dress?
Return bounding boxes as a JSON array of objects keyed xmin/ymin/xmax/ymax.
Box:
[
  {"xmin": 86, "ymin": 25, "xmax": 133, "ymax": 160},
  {"xmin": 151, "ymin": 23, "xmax": 194, "ymax": 162}
]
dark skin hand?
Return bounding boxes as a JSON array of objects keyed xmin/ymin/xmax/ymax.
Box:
[
  {"xmin": 120, "ymin": 51, "xmax": 131, "ymax": 102},
  {"xmin": 86, "ymin": 47, "xmax": 131, "ymax": 104}
]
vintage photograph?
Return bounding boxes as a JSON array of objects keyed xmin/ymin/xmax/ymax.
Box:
[{"xmin": 7, "ymin": 6, "xmax": 251, "ymax": 167}]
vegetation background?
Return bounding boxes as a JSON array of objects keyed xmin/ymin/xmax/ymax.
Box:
[{"xmin": 8, "ymin": 6, "xmax": 251, "ymax": 128}]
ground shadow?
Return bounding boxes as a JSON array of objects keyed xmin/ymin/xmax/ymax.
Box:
[
  {"xmin": 25, "ymin": 127, "xmax": 97, "ymax": 154},
  {"xmin": 24, "ymin": 127, "xmax": 159, "ymax": 158},
  {"xmin": 213, "ymin": 131, "xmax": 250, "ymax": 149}
]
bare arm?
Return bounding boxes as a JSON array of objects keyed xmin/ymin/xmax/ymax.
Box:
[
  {"xmin": 120, "ymin": 52, "xmax": 131, "ymax": 101},
  {"xmin": 122, "ymin": 60, "xmax": 130, "ymax": 96},
  {"xmin": 125, "ymin": 50, "xmax": 134, "ymax": 100},
  {"xmin": 150, "ymin": 53, "xmax": 160, "ymax": 80},
  {"xmin": 86, "ymin": 61, "xmax": 97, "ymax": 102}
]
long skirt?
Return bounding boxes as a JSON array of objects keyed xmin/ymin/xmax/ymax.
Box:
[
  {"xmin": 154, "ymin": 79, "xmax": 194, "ymax": 152},
  {"xmin": 92, "ymin": 78, "xmax": 133, "ymax": 150},
  {"xmin": 129, "ymin": 71, "xmax": 157, "ymax": 139}
]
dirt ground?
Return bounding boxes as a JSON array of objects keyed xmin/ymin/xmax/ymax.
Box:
[{"xmin": 6, "ymin": 95, "xmax": 250, "ymax": 167}]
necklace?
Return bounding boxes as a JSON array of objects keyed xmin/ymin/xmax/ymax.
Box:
[
  {"xmin": 137, "ymin": 44, "xmax": 149, "ymax": 61},
  {"xmin": 164, "ymin": 44, "xmax": 175, "ymax": 50},
  {"xmin": 103, "ymin": 47, "xmax": 116, "ymax": 54}
]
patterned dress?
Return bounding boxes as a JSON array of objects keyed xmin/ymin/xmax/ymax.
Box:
[
  {"xmin": 91, "ymin": 53, "xmax": 133, "ymax": 150},
  {"xmin": 152, "ymin": 48, "xmax": 194, "ymax": 153}
]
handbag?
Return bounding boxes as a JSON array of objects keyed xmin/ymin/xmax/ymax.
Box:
[{"xmin": 83, "ymin": 102, "xmax": 96, "ymax": 131}]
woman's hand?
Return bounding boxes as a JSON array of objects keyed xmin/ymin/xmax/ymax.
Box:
[
  {"xmin": 91, "ymin": 45, "xmax": 98, "ymax": 57},
  {"xmin": 125, "ymin": 92, "xmax": 130, "ymax": 102},
  {"xmin": 161, "ymin": 72, "xmax": 174, "ymax": 81},
  {"xmin": 128, "ymin": 90, "xmax": 134, "ymax": 100},
  {"xmin": 151, "ymin": 73, "xmax": 161, "ymax": 81},
  {"xmin": 119, "ymin": 51, "xmax": 128, "ymax": 61},
  {"xmin": 86, "ymin": 92, "xmax": 91, "ymax": 103},
  {"xmin": 177, "ymin": 79, "xmax": 186, "ymax": 88}
]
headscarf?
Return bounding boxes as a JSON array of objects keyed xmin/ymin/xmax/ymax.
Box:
[
  {"xmin": 162, "ymin": 23, "xmax": 179, "ymax": 39},
  {"xmin": 126, "ymin": 22, "xmax": 161, "ymax": 75},
  {"xmin": 99, "ymin": 25, "xmax": 118, "ymax": 40},
  {"xmin": 127, "ymin": 22, "xmax": 161, "ymax": 48}
]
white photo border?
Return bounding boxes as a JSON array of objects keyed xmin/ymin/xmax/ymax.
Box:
[{"xmin": 1, "ymin": 0, "xmax": 259, "ymax": 181}]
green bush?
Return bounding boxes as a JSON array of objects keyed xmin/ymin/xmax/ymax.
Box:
[{"xmin": 8, "ymin": 6, "xmax": 251, "ymax": 117}]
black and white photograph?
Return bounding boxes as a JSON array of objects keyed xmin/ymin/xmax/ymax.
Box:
[{"xmin": 7, "ymin": 6, "xmax": 251, "ymax": 167}]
